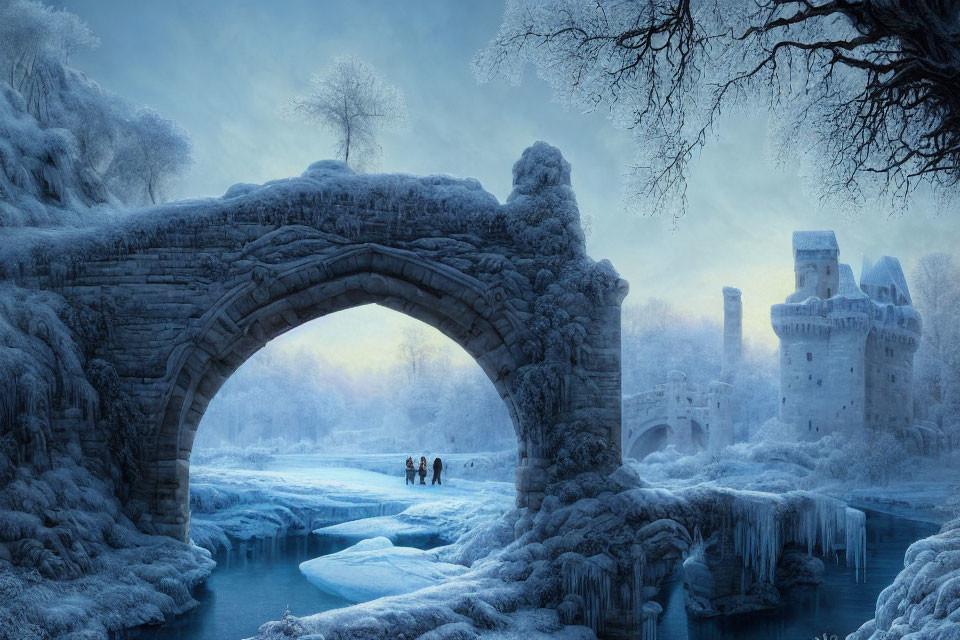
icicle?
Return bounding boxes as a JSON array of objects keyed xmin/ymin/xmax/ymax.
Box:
[
  {"xmin": 560, "ymin": 553, "xmax": 614, "ymax": 635},
  {"xmin": 641, "ymin": 601, "xmax": 662, "ymax": 640},
  {"xmin": 732, "ymin": 494, "xmax": 780, "ymax": 586},
  {"xmin": 845, "ymin": 507, "xmax": 866, "ymax": 582}
]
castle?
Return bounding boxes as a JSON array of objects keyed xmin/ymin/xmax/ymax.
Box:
[{"xmin": 771, "ymin": 231, "xmax": 923, "ymax": 440}]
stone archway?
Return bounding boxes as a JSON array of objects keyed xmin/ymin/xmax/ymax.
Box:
[
  {"xmin": 626, "ymin": 422, "xmax": 672, "ymax": 460},
  {"xmin": 153, "ymin": 245, "xmax": 530, "ymax": 539},
  {"xmin": 16, "ymin": 143, "xmax": 628, "ymax": 541}
]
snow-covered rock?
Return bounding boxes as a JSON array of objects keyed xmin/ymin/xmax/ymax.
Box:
[{"xmin": 850, "ymin": 517, "xmax": 960, "ymax": 640}]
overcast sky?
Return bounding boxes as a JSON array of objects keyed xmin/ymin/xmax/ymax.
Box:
[{"xmin": 62, "ymin": 0, "xmax": 960, "ymax": 369}]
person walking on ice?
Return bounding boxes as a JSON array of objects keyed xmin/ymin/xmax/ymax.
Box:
[
  {"xmin": 418, "ymin": 456, "xmax": 428, "ymax": 485},
  {"xmin": 404, "ymin": 457, "xmax": 416, "ymax": 485},
  {"xmin": 432, "ymin": 457, "xmax": 442, "ymax": 485}
]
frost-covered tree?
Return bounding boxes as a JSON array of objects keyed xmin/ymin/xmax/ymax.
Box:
[
  {"xmin": 912, "ymin": 252, "xmax": 960, "ymax": 431},
  {"xmin": 0, "ymin": 0, "xmax": 98, "ymax": 119},
  {"xmin": 106, "ymin": 108, "xmax": 192, "ymax": 205},
  {"xmin": 476, "ymin": 0, "xmax": 960, "ymax": 218},
  {"xmin": 0, "ymin": 0, "xmax": 193, "ymax": 221},
  {"xmin": 399, "ymin": 326, "xmax": 443, "ymax": 383},
  {"xmin": 283, "ymin": 56, "xmax": 406, "ymax": 169}
]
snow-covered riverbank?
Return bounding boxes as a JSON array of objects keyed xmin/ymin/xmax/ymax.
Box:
[{"xmin": 189, "ymin": 452, "xmax": 516, "ymax": 553}]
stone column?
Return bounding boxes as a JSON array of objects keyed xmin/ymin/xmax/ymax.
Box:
[{"xmin": 722, "ymin": 287, "xmax": 742, "ymax": 383}]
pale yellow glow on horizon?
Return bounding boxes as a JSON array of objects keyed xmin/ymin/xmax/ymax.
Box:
[{"xmin": 264, "ymin": 304, "xmax": 477, "ymax": 374}]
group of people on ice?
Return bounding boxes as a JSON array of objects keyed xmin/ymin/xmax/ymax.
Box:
[{"xmin": 405, "ymin": 456, "xmax": 442, "ymax": 485}]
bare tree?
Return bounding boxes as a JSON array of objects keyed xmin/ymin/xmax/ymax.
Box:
[
  {"xmin": 283, "ymin": 56, "xmax": 406, "ymax": 170},
  {"xmin": 475, "ymin": 0, "xmax": 960, "ymax": 219}
]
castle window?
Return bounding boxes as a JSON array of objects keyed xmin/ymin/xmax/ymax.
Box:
[
  {"xmin": 850, "ymin": 368, "xmax": 854, "ymax": 373},
  {"xmin": 807, "ymin": 352, "xmax": 813, "ymax": 361},
  {"xmin": 717, "ymin": 402, "xmax": 720, "ymax": 408},
  {"xmin": 817, "ymin": 379, "xmax": 822, "ymax": 386},
  {"xmin": 809, "ymin": 374, "xmax": 812, "ymax": 380},
  {"xmin": 826, "ymin": 266, "xmax": 831, "ymax": 275},
  {"xmin": 808, "ymin": 420, "xmax": 812, "ymax": 431},
  {"xmin": 782, "ymin": 397, "xmax": 786, "ymax": 404},
  {"xmin": 827, "ymin": 288, "xmax": 831, "ymax": 297},
  {"xmin": 891, "ymin": 374, "xmax": 896, "ymax": 383}
]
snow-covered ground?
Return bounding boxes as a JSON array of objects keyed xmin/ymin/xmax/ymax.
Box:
[
  {"xmin": 189, "ymin": 452, "xmax": 516, "ymax": 554},
  {"xmin": 630, "ymin": 438, "xmax": 958, "ymax": 525}
]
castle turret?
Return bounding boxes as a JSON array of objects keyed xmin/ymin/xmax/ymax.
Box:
[
  {"xmin": 788, "ymin": 231, "xmax": 839, "ymax": 302},
  {"xmin": 722, "ymin": 286, "xmax": 742, "ymax": 382},
  {"xmin": 859, "ymin": 256, "xmax": 921, "ymax": 433},
  {"xmin": 707, "ymin": 380, "xmax": 734, "ymax": 451}
]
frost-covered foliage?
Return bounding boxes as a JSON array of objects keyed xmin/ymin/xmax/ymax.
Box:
[
  {"xmin": 476, "ymin": 0, "xmax": 960, "ymax": 218},
  {"xmin": 0, "ymin": 284, "xmax": 215, "ymax": 639},
  {"xmin": 0, "ymin": 0, "xmax": 191, "ymax": 225},
  {"xmin": 912, "ymin": 252, "xmax": 960, "ymax": 448},
  {"xmin": 850, "ymin": 517, "xmax": 960, "ymax": 640},
  {"xmin": 0, "ymin": 284, "xmax": 95, "ymax": 478},
  {"xmin": 635, "ymin": 424, "xmax": 940, "ymax": 496},
  {"xmin": 283, "ymin": 56, "xmax": 406, "ymax": 170},
  {"xmin": 0, "ymin": 457, "xmax": 214, "ymax": 640}
]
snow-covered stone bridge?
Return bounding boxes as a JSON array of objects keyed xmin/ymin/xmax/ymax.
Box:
[
  {"xmin": 2, "ymin": 143, "xmax": 629, "ymax": 541},
  {"xmin": 622, "ymin": 371, "xmax": 732, "ymax": 460}
]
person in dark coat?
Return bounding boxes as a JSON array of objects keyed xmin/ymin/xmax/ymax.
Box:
[
  {"xmin": 431, "ymin": 457, "xmax": 443, "ymax": 485},
  {"xmin": 418, "ymin": 456, "xmax": 428, "ymax": 484},
  {"xmin": 405, "ymin": 457, "xmax": 416, "ymax": 485}
]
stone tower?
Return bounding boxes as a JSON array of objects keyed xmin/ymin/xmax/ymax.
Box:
[
  {"xmin": 722, "ymin": 286, "xmax": 742, "ymax": 382},
  {"xmin": 788, "ymin": 231, "xmax": 839, "ymax": 302},
  {"xmin": 771, "ymin": 231, "xmax": 921, "ymax": 441}
]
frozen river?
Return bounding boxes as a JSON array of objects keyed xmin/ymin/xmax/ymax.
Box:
[
  {"xmin": 126, "ymin": 455, "xmax": 941, "ymax": 640},
  {"xmin": 656, "ymin": 509, "xmax": 940, "ymax": 640}
]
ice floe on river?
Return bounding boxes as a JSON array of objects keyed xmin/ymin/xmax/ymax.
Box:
[{"xmin": 300, "ymin": 536, "xmax": 469, "ymax": 602}]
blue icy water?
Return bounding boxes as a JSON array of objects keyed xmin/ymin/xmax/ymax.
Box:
[
  {"xmin": 127, "ymin": 510, "xmax": 935, "ymax": 640},
  {"xmin": 655, "ymin": 509, "xmax": 940, "ymax": 640},
  {"xmin": 128, "ymin": 532, "xmax": 442, "ymax": 640}
]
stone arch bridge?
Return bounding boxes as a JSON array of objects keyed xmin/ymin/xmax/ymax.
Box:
[
  {"xmin": 622, "ymin": 371, "xmax": 732, "ymax": 461},
  {"xmin": 1, "ymin": 143, "xmax": 628, "ymax": 541}
]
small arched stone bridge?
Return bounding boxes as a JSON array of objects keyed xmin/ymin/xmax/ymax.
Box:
[
  {"xmin": 622, "ymin": 371, "xmax": 732, "ymax": 461},
  {"xmin": 3, "ymin": 143, "xmax": 628, "ymax": 541}
]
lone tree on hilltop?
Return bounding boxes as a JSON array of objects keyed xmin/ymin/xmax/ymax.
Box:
[
  {"xmin": 284, "ymin": 56, "xmax": 407, "ymax": 170},
  {"xmin": 475, "ymin": 0, "xmax": 960, "ymax": 219}
]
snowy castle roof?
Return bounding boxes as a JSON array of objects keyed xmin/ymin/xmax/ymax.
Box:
[
  {"xmin": 838, "ymin": 263, "xmax": 868, "ymax": 299},
  {"xmin": 793, "ymin": 230, "xmax": 838, "ymax": 253},
  {"xmin": 860, "ymin": 256, "xmax": 912, "ymax": 306}
]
